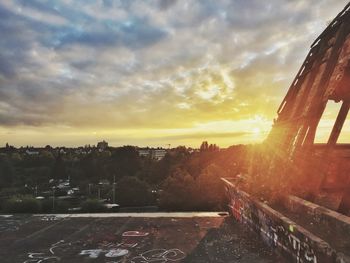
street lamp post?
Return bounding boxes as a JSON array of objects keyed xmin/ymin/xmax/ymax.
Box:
[
  {"xmin": 88, "ymin": 183, "xmax": 92, "ymax": 196},
  {"xmin": 112, "ymin": 175, "xmax": 116, "ymax": 204},
  {"xmin": 98, "ymin": 182, "xmax": 102, "ymax": 200},
  {"xmin": 52, "ymin": 187, "xmax": 55, "ymax": 212}
]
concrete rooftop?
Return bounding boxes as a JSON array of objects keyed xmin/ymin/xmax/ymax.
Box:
[{"xmin": 0, "ymin": 213, "xmax": 284, "ymax": 263}]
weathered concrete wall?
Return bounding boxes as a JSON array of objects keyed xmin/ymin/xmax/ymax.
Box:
[
  {"xmin": 285, "ymin": 195, "xmax": 350, "ymax": 239},
  {"xmin": 222, "ymin": 178, "xmax": 350, "ymax": 263}
]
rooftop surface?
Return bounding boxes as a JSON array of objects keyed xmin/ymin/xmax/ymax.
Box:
[{"xmin": 0, "ymin": 213, "xmax": 284, "ymax": 263}]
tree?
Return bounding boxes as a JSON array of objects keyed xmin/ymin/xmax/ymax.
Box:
[
  {"xmin": 110, "ymin": 146, "xmax": 142, "ymax": 178},
  {"xmin": 80, "ymin": 153, "xmax": 100, "ymax": 183},
  {"xmin": 51, "ymin": 155, "xmax": 67, "ymax": 180},
  {"xmin": 39, "ymin": 151, "xmax": 55, "ymax": 165},
  {"xmin": 196, "ymin": 164, "xmax": 226, "ymax": 210},
  {"xmin": 116, "ymin": 176, "xmax": 153, "ymax": 206},
  {"xmin": 159, "ymin": 168, "xmax": 199, "ymax": 211},
  {"xmin": 0, "ymin": 155, "xmax": 14, "ymax": 189},
  {"xmin": 208, "ymin": 144, "xmax": 219, "ymax": 152},
  {"xmin": 200, "ymin": 141, "xmax": 209, "ymax": 152}
]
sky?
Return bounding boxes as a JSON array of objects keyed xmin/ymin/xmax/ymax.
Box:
[{"xmin": 0, "ymin": 0, "xmax": 349, "ymax": 148}]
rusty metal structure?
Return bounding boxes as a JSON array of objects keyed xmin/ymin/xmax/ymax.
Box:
[{"xmin": 266, "ymin": 2, "xmax": 350, "ymax": 214}]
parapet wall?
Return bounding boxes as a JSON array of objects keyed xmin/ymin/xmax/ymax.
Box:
[
  {"xmin": 222, "ymin": 178, "xmax": 350, "ymax": 263},
  {"xmin": 285, "ymin": 195, "xmax": 350, "ymax": 239}
]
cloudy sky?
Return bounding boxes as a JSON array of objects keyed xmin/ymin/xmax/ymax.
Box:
[{"xmin": 0, "ymin": 0, "xmax": 349, "ymax": 147}]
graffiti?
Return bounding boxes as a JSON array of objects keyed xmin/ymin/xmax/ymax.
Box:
[
  {"xmin": 24, "ymin": 253, "xmax": 59, "ymax": 263},
  {"xmin": 301, "ymin": 242, "xmax": 317, "ymax": 263},
  {"xmin": 99, "ymin": 240, "xmax": 138, "ymax": 249},
  {"xmin": 49, "ymin": 240, "xmax": 72, "ymax": 255},
  {"xmin": 120, "ymin": 241, "xmax": 138, "ymax": 248},
  {"xmin": 106, "ymin": 249, "xmax": 129, "ymax": 258},
  {"xmin": 24, "ymin": 240, "xmax": 74, "ymax": 263},
  {"xmin": 122, "ymin": 231, "xmax": 149, "ymax": 237},
  {"xmin": 231, "ymin": 198, "xmax": 243, "ymax": 222},
  {"xmin": 79, "ymin": 249, "xmax": 103, "ymax": 259},
  {"xmin": 79, "ymin": 248, "xmax": 129, "ymax": 259},
  {"xmin": 131, "ymin": 249, "xmax": 186, "ymax": 263},
  {"xmin": 290, "ymin": 234, "xmax": 317, "ymax": 262},
  {"xmin": 0, "ymin": 217, "xmax": 35, "ymax": 233},
  {"xmin": 257, "ymin": 210, "xmax": 274, "ymax": 247},
  {"xmin": 98, "ymin": 241, "xmax": 119, "ymax": 249},
  {"xmin": 120, "ymin": 230, "xmax": 150, "ymax": 249},
  {"xmin": 40, "ymin": 216, "xmax": 60, "ymax": 222},
  {"xmin": 227, "ymin": 188, "xmax": 318, "ymax": 263},
  {"xmin": 78, "ymin": 230, "xmax": 151, "ymax": 260},
  {"xmin": 0, "ymin": 219, "xmax": 19, "ymax": 232},
  {"xmin": 23, "ymin": 226, "xmax": 184, "ymax": 262},
  {"xmin": 268, "ymin": 225, "xmax": 317, "ymax": 263}
]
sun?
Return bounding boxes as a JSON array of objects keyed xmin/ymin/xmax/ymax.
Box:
[
  {"xmin": 251, "ymin": 127, "xmax": 264, "ymax": 140},
  {"xmin": 252, "ymin": 127, "xmax": 261, "ymax": 135}
]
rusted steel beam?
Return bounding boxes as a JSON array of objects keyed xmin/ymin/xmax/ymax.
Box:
[
  {"xmin": 287, "ymin": 42, "xmax": 329, "ymax": 152},
  {"xmin": 311, "ymin": 2, "xmax": 350, "ymax": 48},
  {"xmin": 257, "ymin": 3, "xmax": 350, "ymax": 214},
  {"xmin": 317, "ymin": 101, "xmax": 350, "ymax": 192},
  {"xmin": 327, "ymin": 101, "xmax": 350, "ymax": 145},
  {"xmin": 303, "ymin": 21, "xmax": 349, "ymax": 146},
  {"xmin": 277, "ymin": 45, "xmax": 319, "ymax": 119}
]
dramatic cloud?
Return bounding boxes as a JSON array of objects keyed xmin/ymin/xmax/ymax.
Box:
[{"xmin": 0, "ymin": 0, "xmax": 349, "ymax": 147}]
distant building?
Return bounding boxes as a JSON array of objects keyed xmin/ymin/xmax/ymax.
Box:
[
  {"xmin": 152, "ymin": 149, "xmax": 167, "ymax": 160},
  {"xmin": 137, "ymin": 148, "xmax": 167, "ymax": 160},
  {"xmin": 59, "ymin": 148, "xmax": 66, "ymax": 154},
  {"xmin": 26, "ymin": 149, "xmax": 39, "ymax": 155},
  {"xmin": 138, "ymin": 148, "xmax": 151, "ymax": 158},
  {"xmin": 99, "ymin": 179, "xmax": 110, "ymax": 186},
  {"xmin": 57, "ymin": 179, "xmax": 70, "ymax": 189},
  {"xmin": 75, "ymin": 147, "xmax": 88, "ymax": 155},
  {"xmin": 97, "ymin": 140, "xmax": 108, "ymax": 151}
]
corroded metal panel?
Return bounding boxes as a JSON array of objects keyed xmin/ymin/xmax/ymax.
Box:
[
  {"xmin": 327, "ymin": 35, "xmax": 350, "ymax": 101},
  {"xmin": 264, "ymin": 2, "xmax": 350, "ymax": 214}
]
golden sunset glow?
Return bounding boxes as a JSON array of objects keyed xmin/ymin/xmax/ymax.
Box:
[{"xmin": 1, "ymin": 0, "xmax": 349, "ymax": 147}]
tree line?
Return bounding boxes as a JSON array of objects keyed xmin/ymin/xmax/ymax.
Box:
[{"xmin": 0, "ymin": 143, "xmax": 251, "ymax": 213}]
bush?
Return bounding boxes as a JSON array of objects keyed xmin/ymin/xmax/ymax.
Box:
[
  {"xmin": 55, "ymin": 200, "xmax": 70, "ymax": 213},
  {"xmin": 81, "ymin": 199, "xmax": 106, "ymax": 213},
  {"xmin": 40, "ymin": 199, "xmax": 54, "ymax": 213},
  {"xmin": 40, "ymin": 199, "xmax": 70, "ymax": 213},
  {"xmin": 3, "ymin": 195, "xmax": 40, "ymax": 213}
]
